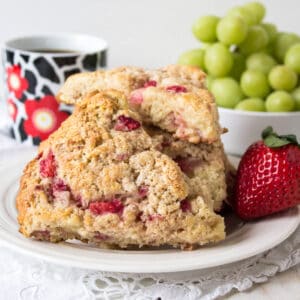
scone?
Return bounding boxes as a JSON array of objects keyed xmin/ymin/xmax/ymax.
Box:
[
  {"xmin": 17, "ymin": 91, "xmax": 225, "ymax": 249},
  {"xmin": 148, "ymin": 128, "xmax": 227, "ymax": 211},
  {"xmin": 57, "ymin": 65, "xmax": 221, "ymax": 144},
  {"xmin": 57, "ymin": 65, "xmax": 229, "ymax": 211},
  {"xmin": 57, "ymin": 65, "xmax": 207, "ymax": 104}
]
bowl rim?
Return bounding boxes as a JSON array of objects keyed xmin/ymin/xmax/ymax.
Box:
[{"xmin": 218, "ymin": 107, "xmax": 300, "ymax": 117}]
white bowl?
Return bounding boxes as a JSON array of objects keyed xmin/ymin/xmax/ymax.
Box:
[{"xmin": 218, "ymin": 108, "xmax": 300, "ymax": 156}]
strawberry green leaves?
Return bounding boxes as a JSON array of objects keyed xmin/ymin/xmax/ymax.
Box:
[{"xmin": 262, "ymin": 126, "xmax": 299, "ymax": 148}]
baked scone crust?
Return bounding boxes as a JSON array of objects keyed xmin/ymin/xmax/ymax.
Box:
[
  {"xmin": 57, "ymin": 65, "xmax": 207, "ymax": 104},
  {"xmin": 57, "ymin": 65, "xmax": 220, "ymax": 144},
  {"xmin": 57, "ymin": 65, "xmax": 229, "ymax": 210},
  {"xmin": 17, "ymin": 91, "xmax": 225, "ymax": 249}
]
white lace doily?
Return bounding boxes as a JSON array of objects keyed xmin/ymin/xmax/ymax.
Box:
[
  {"xmin": 0, "ymin": 226, "xmax": 299, "ymax": 300},
  {"xmin": 0, "ymin": 109, "xmax": 299, "ymax": 300}
]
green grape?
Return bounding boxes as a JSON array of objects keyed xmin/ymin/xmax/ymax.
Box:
[
  {"xmin": 178, "ymin": 49, "xmax": 205, "ymax": 69},
  {"xmin": 205, "ymin": 75, "xmax": 214, "ymax": 91},
  {"xmin": 246, "ymin": 52, "xmax": 277, "ymax": 74},
  {"xmin": 268, "ymin": 65, "xmax": 297, "ymax": 91},
  {"xmin": 229, "ymin": 52, "xmax": 246, "ymax": 80},
  {"xmin": 261, "ymin": 23, "xmax": 278, "ymax": 43},
  {"xmin": 216, "ymin": 15, "xmax": 248, "ymax": 45},
  {"xmin": 239, "ymin": 26, "xmax": 269, "ymax": 55},
  {"xmin": 204, "ymin": 43, "xmax": 233, "ymax": 77},
  {"xmin": 291, "ymin": 87, "xmax": 300, "ymax": 110},
  {"xmin": 201, "ymin": 43, "xmax": 213, "ymax": 50},
  {"xmin": 274, "ymin": 32, "xmax": 300, "ymax": 62},
  {"xmin": 240, "ymin": 70, "xmax": 270, "ymax": 97},
  {"xmin": 211, "ymin": 77, "xmax": 243, "ymax": 108},
  {"xmin": 235, "ymin": 98, "xmax": 266, "ymax": 111},
  {"xmin": 260, "ymin": 43, "xmax": 275, "ymax": 56},
  {"xmin": 243, "ymin": 2, "xmax": 266, "ymax": 24},
  {"xmin": 192, "ymin": 16, "xmax": 220, "ymax": 43},
  {"xmin": 284, "ymin": 43, "xmax": 300, "ymax": 74},
  {"xmin": 266, "ymin": 91, "xmax": 295, "ymax": 112},
  {"xmin": 227, "ymin": 6, "xmax": 257, "ymax": 26}
]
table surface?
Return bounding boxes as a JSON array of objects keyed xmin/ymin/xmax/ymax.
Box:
[{"xmin": 227, "ymin": 266, "xmax": 300, "ymax": 300}]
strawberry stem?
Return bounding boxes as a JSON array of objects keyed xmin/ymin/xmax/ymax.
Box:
[{"xmin": 262, "ymin": 126, "xmax": 299, "ymax": 148}]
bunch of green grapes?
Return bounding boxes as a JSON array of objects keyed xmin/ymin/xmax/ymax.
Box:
[{"xmin": 178, "ymin": 1, "xmax": 300, "ymax": 112}]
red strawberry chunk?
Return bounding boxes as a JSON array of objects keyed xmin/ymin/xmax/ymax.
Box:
[
  {"xmin": 115, "ymin": 153, "xmax": 129, "ymax": 161},
  {"xmin": 89, "ymin": 199, "xmax": 124, "ymax": 216},
  {"xmin": 50, "ymin": 178, "xmax": 71, "ymax": 205},
  {"xmin": 52, "ymin": 178, "xmax": 69, "ymax": 192},
  {"xmin": 40, "ymin": 151, "xmax": 56, "ymax": 178},
  {"xmin": 31, "ymin": 230, "xmax": 50, "ymax": 241},
  {"xmin": 114, "ymin": 115, "xmax": 141, "ymax": 132},
  {"xmin": 144, "ymin": 80, "xmax": 157, "ymax": 87},
  {"xmin": 94, "ymin": 232, "xmax": 109, "ymax": 240},
  {"xmin": 180, "ymin": 199, "xmax": 191, "ymax": 212},
  {"xmin": 148, "ymin": 214, "xmax": 164, "ymax": 221},
  {"xmin": 166, "ymin": 85, "xmax": 187, "ymax": 93},
  {"xmin": 174, "ymin": 156, "xmax": 202, "ymax": 174},
  {"xmin": 138, "ymin": 185, "xmax": 148, "ymax": 198},
  {"xmin": 129, "ymin": 89, "xmax": 144, "ymax": 104},
  {"xmin": 74, "ymin": 194, "xmax": 85, "ymax": 208},
  {"xmin": 166, "ymin": 112, "xmax": 189, "ymax": 140}
]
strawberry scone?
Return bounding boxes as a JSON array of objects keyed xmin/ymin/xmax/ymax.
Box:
[
  {"xmin": 148, "ymin": 127, "xmax": 227, "ymax": 211},
  {"xmin": 57, "ymin": 65, "xmax": 207, "ymax": 104},
  {"xmin": 57, "ymin": 65, "xmax": 221, "ymax": 144},
  {"xmin": 17, "ymin": 91, "xmax": 225, "ymax": 249},
  {"xmin": 57, "ymin": 65, "xmax": 230, "ymax": 211}
]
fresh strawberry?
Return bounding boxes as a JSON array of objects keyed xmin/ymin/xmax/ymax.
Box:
[{"xmin": 234, "ymin": 126, "xmax": 300, "ymax": 220}]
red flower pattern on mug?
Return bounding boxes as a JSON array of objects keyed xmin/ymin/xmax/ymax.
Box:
[
  {"xmin": 7, "ymin": 98, "xmax": 18, "ymax": 121},
  {"xmin": 6, "ymin": 65, "xmax": 29, "ymax": 99},
  {"xmin": 24, "ymin": 95, "xmax": 69, "ymax": 140}
]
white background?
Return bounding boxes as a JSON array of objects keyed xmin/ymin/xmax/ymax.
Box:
[{"xmin": 0, "ymin": 0, "xmax": 298, "ymax": 68}]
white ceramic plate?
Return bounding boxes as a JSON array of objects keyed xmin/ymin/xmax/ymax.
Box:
[{"xmin": 0, "ymin": 148, "xmax": 299, "ymax": 273}]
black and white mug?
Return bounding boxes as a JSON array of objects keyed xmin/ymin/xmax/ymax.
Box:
[{"xmin": 2, "ymin": 34, "xmax": 108, "ymax": 145}]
